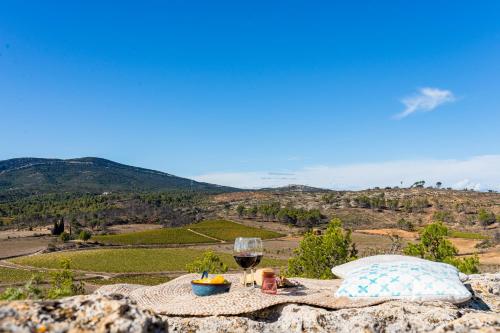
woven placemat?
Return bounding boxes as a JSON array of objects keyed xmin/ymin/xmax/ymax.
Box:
[{"xmin": 96, "ymin": 274, "xmax": 384, "ymax": 316}]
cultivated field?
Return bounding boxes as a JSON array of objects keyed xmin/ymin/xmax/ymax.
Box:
[
  {"xmin": 188, "ymin": 219, "xmax": 284, "ymax": 241},
  {"xmin": 92, "ymin": 220, "xmax": 284, "ymax": 246},
  {"xmin": 0, "ymin": 266, "xmax": 44, "ymax": 284},
  {"xmin": 93, "ymin": 228, "xmax": 216, "ymax": 245},
  {"xmin": 10, "ymin": 248, "xmax": 287, "ymax": 273}
]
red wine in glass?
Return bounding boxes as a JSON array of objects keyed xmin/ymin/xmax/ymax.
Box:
[
  {"xmin": 233, "ymin": 254, "xmax": 258, "ymax": 269},
  {"xmin": 234, "ymin": 237, "xmax": 260, "ymax": 286},
  {"xmin": 252, "ymin": 254, "xmax": 263, "ymax": 267}
]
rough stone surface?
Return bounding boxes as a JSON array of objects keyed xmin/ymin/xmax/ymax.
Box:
[
  {"xmin": 0, "ymin": 294, "xmax": 167, "ymax": 333},
  {"xmin": 1, "ymin": 273, "xmax": 498, "ymax": 333}
]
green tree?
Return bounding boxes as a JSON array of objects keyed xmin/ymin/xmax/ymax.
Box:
[
  {"xmin": 404, "ymin": 222, "xmax": 479, "ymax": 273},
  {"xmin": 185, "ymin": 250, "xmax": 229, "ymax": 274},
  {"xmin": 51, "ymin": 217, "xmax": 65, "ymax": 235},
  {"xmin": 287, "ymin": 218, "xmax": 357, "ymax": 279},
  {"xmin": 236, "ymin": 204, "xmax": 245, "ymax": 218},
  {"xmin": 411, "ymin": 180, "xmax": 425, "ymax": 188}
]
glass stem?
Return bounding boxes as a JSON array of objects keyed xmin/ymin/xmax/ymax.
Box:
[{"xmin": 243, "ymin": 269, "xmax": 247, "ymax": 286}]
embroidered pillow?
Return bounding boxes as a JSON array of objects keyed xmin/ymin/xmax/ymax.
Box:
[
  {"xmin": 331, "ymin": 255, "xmax": 468, "ymax": 282},
  {"xmin": 335, "ymin": 261, "xmax": 471, "ymax": 304}
]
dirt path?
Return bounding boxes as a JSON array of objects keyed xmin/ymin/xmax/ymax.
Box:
[
  {"xmin": 356, "ymin": 228, "xmax": 418, "ymax": 239},
  {"xmin": 185, "ymin": 228, "xmax": 225, "ymax": 243}
]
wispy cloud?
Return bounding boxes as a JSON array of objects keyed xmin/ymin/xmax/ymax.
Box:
[
  {"xmin": 395, "ymin": 87, "xmax": 455, "ymax": 119},
  {"xmin": 193, "ymin": 155, "xmax": 500, "ymax": 191}
]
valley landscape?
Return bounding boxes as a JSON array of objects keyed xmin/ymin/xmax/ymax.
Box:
[
  {"xmin": 1, "ymin": 157, "xmax": 498, "ymax": 294},
  {"xmin": 1, "ymin": 3, "xmax": 500, "ymax": 331}
]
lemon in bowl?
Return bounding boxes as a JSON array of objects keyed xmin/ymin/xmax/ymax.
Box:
[{"xmin": 191, "ymin": 272, "xmax": 231, "ymax": 296}]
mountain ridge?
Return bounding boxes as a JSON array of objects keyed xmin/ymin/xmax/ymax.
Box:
[{"xmin": 0, "ymin": 157, "xmax": 239, "ymax": 196}]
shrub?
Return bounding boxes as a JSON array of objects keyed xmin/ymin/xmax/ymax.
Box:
[
  {"xmin": 287, "ymin": 218, "xmax": 357, "ymax": 279},
  {"xmin": 478, "ymin": 209, "xmax": 496, "ymax": 227},
  {"xmin": 354, "ymin": 195, "xmax": 371, "ymax": 208},
  {"xmin": 403, "ymin": 222, "xmax": 479, "ymax": 274},
  {"xmin": 185, "ymin": 250, "xmax": 228, "ymax": 274},
  {"xmin": 247, "ymin": 206, "xmax": 258, "ymax": 218},
  {"xmin": 46, "ymin": 259, "xmax": 85, "ymax": 299},
  {"xmin": 0, "ymin": 261, "xmax": 85, "ymax": 301},
  {"xmin": 369, "ymin": 195, "xmax": 385, "ymax": 210},
  {"xmin": 433, "ymin": 211, "xmax": 454, "ymax": 223},
  {"xmin": 402, "ymin": 198, "xmax": 430, "ymax": 213},
  {"xmin": 397, "ymin": 218, "xmax": 415, "ymax": 231},
  {"xmin": 444, "ymin": 255, "xmax": 480, "ymax": 274},
  {"xmin": 236, "ymin": 204, "xmax": 245, "ymax": 218},
  {"xmin": 59, "ymin": 232, "xmax": 70, "ymax": 242},
  {"xmin": 0, "ymin": 274, "xmax": 43, "ymax": 301},
  {"xmin": 386, "ymin": 199, "xmax": 399, "ymax": 211},
  {"xmin": 78, "ymin": 230, "xmax": 92, "ymax": 241}
]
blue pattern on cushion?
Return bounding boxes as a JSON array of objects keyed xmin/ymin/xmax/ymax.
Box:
[{"xmin": 335, "ymin": 261, "xmax": 471, "ymax": 303}]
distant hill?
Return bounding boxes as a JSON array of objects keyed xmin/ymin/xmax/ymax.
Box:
[
  {"xmin": 0, "ymin": 157, "xmax": 238, "ymax": 197},
  {"xmin": 259, "ymin": 184, "xmax": 331, "ymax": 193}
]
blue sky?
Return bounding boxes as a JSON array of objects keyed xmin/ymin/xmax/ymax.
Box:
[{"xmin": 1, "ymin": 1, "xmax": 499, "ymax": 189}]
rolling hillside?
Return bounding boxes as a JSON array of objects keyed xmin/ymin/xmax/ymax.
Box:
[{"xmin": 0, "ymin": 157, "xmax": 238, "ymax": 197}]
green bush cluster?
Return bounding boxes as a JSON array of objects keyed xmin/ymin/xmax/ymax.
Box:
[
  {"xmin": 403, "ymin": 222, "xmax": 479, "ymax": 274},
  {"xmin": 0, "ymin": 259, "xmax": 84, "ymax": 301},
  {"xmin": 237, "ymin": 203, "xmax": 323, "ymax": 227},
  {"xmin": 287, "ymin": 218, "xmax": 357, "ymax": 279},
  {"xmin": 185, "ymin": 250, "xmax": 229, "ymax": 274},
  {"xmin": 46, "ymin": 259, "xmax": 85, "ymax": 299},
  {"xmin": 59, "ymin": 232, "xmax": 70, "ymax": 242},
  {"xmin": 402, "ymin": 198, "xmax": 430, "ymax": 213},
  {"xmin": 78, "ymin": 230, "xmax": 92, "ymax": 241},
  {"xmin": 478, "ymin": 209, "xmax": 496, "ymax": 227},
  {"xmin": 433, "ymin": 211, "xmax": 454, "ymax": 223},
  {"xmin": 397, "ymin": 218, "xmax": 415, "ymax": 231}
]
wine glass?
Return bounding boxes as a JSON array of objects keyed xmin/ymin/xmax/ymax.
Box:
[
  {"xmin": 233, "ymin": 237, "xmax": 258, "ymax": 287},
  {"xmin": 250, "ymin": 238, "xmax": 263, "ymax": 286}
]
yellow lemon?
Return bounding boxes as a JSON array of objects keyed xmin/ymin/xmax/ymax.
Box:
[{"xmin": 210, "ymin": 275, "xmax": 226, "ymax": 284}]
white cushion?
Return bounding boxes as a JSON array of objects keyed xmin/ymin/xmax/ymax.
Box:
[
  {"xmin": 332, "ymin": 255, "xmax": 468, "ymax": 281},
  {"xmin": 334, "ymin": 261, "xmax": 471, "ymax": 304}
]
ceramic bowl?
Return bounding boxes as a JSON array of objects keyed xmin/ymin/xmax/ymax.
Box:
[{"xmin": 191, "ymin": 280, "xmax": 231, "ymax": 296}]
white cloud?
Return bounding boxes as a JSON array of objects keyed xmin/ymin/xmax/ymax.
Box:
[
  {"xmin": 395, "ymin": 87, "xmax": 455, "ymax": 119},
  {"xmin": 193, "ymin": 155, "xmax": 500, "ymax": 191}
]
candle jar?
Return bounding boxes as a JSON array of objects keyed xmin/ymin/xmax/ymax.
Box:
[{"xmin": 261, "ymin": 271, "xmax": 277, "ymax": 294}]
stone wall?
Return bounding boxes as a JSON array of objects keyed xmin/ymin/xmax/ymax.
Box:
[{"xmin": 1, "ymin": 273, "xmax": 498, "ymax": 333}]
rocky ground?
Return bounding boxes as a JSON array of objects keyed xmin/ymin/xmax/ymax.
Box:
[{"xmin": 0, "ymin": 273, "xmax": 498, "ymax": 333}]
